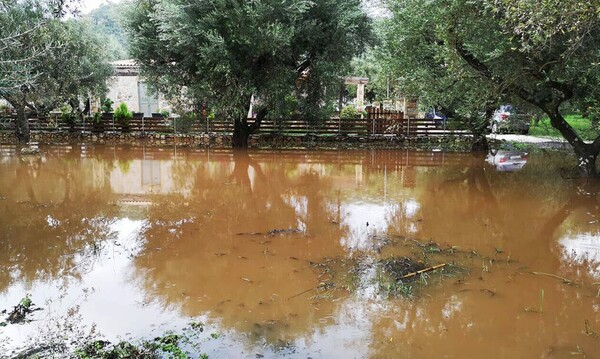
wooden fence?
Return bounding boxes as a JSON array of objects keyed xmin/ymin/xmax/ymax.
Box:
[{"xmin": 0, "ymin": 114, "xmax": 470, "ymax": 137}]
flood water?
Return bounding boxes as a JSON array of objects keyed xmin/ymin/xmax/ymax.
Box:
[{"xmin": 1, "ymin": 145, "xmax": 599, "ymax": 358}]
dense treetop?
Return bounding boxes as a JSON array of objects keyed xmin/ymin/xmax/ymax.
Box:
[{"xmin": 126, "ymin": 0, "xmax": 372, "ymax": 118}]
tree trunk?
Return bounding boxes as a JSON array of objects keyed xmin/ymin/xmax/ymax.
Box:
[
  {"xmin": 547, "ymin": 107, "xmax": 599, "ymax": 177},
  {"xmin": 232, "ymin": 107, "xmax": 267, "ymax": 148},
  {"xmin": 15, "ymin": 105, "xmax": 30, "ymax": 143},
  {"xmin": 232, "ymin": 118, "xmax": 251, "ymax": 148},
  {"xmin": 470, "ymin": 133, "xmax": 488, "ymax": 152},
  {"xmin": 468, "ymin": 109, "xmax": 491, "ymax": 152}
]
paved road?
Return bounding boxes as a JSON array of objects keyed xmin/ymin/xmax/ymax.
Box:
[{"xmin": 490, "ymin": 134, "xmax": 571, "ymax": 148}]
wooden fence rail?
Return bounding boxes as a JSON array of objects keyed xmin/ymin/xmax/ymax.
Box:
[{"xmin": 0, "ymin": 115, "xmax": 470, "ymax": 137}]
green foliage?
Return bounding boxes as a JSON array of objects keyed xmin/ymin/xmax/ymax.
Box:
[
  {"xmin": 24, "ymin": 19, "xmax": 113, "ymax": 113},
  {"xmin": 339, "ymin": 106, "xmax": 360, "ymax": 120},
  {"xmin": 529, "ymin": 115, "xmax": 600, "ymax": 141},
  {"xmin": 0, "ymin": 2, "xmax": 113, "ymax": 116},
  {"xmin": 60, "ymin": 105, "xmax": 78, "ymax": 125},
  {"xmin": 84, "ymin": 2, "xmax": 131, "ymax": 60},
  {"xmin": 381, "ymin": 0, "xmax": 501, "ymax": 143},
  {"xmin": 126, "ymin": 0, "xmax": 373, "ymax": 125},
  {"xmin": 271, "ymin": 94, "xmax": 300, "ymax": 119},
  {"xmin": 75, "ymin": 334, "xmax": 191, "ymax": 359},
  {"xmin": 19, "ymin": 294, "xmax": 32, "ymax": 309},
  {"xmin": 384, "ymin": 0, "xmax": 600, "ymax": 160},
  {"xmin": 349, "ymin": 22, "xmax": 394, "ymax": 102},
  {"xmin": 75, "ymin": 340, "xmax": 150, "ymax": 359},
  {"xmin": 113, "ymin": 102, "xmax": 132, "ymax": 124},
  {"xmin": 101, "ymin": 98, "xmax": 114, "ymax": 113},
  {"xmin": 0, "ymin": 0, "xmax": 54, "ymax": 92},
  {"xmin": 92, "ymin": 112, "xmax": 102, "ymax": 123},
  {"xmin": 189, "ymin": 321, "xmax": 204, "ymax": 331},
  {"xmin": 175, "ymin": 112, "xmax": 198, "ymax": 133}
]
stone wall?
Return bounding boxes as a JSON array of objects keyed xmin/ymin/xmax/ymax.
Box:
[
  {"xmin": 0, "ymin": 131, "xmax": 473, "ymax": 151},
  {"xmin": 106, "ymin": 75, "xmax": 140, "ymax": 112}
]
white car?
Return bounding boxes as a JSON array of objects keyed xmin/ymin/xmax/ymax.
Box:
[
  {"xmin": 485, "ymin": 150, "xmax": 528, "ymax": 172},
  {"xmin": 491, "ymin": 105, "xmax": 530, "ymax": 134}
]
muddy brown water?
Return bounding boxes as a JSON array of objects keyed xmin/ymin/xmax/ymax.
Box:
[{"xmin": 0, "ymin": 145, "xmax": 599, "ymax": 358}]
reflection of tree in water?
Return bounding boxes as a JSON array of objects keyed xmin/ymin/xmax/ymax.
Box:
[
  {"xmin": 540, "ymin": 180, "xmax": 600, "ymax": 279},
  {"xmin": 411, "ymin": 154, "xmax": 577, "ymax": 256},
  {"xmin": 0, "ymin": 152, "xmax": 117, "ymax": 292},
  {"xmin": 364, "ymin": 157, "xmax": 600, "ymax": 359},
  {"xmin": 133, "ymin": 150, "xmax": 350, "ymax": 348},
  {"xmin": 132, "ymin": 150, "xmax": 480, "ymax": 350}
]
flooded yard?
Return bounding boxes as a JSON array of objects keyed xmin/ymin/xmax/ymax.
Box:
[{"xmin": 0, "ymin": 145, "xmax": 599, "ymax": 358}]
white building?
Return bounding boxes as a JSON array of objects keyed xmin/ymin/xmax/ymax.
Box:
[{"xmin": 105, "ymin": 60, "xmax": 170, "ymax": 115}]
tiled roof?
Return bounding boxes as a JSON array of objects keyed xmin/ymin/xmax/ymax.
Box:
[
  {"xmin": 111, "ymin": 59, "xmax": 139, "ymax": 76},
  {"xmin": 110, "ymin": 59, "xmax": 139, "ymax": 68}
]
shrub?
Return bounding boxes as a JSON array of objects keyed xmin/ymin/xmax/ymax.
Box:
[
  {"xmin": 101, "ymin": 98, "xmax": 114, "ymax": 113},
  {"xmin": 158, "ymin": 108, "xmax": 170, "ymax": 117},
  {"xmin": 174, "ymin": 112, "xmax": 197, "ymax": 133},
  {"xmin": 60, "ymin": 105, "xmax": 78, "ymax": 125},
  {"xmin": 340, "ymin": 106, "xmax": 360, "ymax": 120},
  {"xmin": 114, "ymin": 102, "xmax": 132, "ymax": 125},
  {"xmin": 92, "ymin": 112, "xmax": 102, "ymax": 123}
]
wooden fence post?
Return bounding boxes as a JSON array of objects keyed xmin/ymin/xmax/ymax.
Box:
[{"xmin": 372, "ymin": 115, "xmax": 375, "ymax": 135}]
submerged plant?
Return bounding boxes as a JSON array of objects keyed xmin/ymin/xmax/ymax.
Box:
[{"xmin": 75, "ymin": 333, "xmax": 197, "ymax": 359}]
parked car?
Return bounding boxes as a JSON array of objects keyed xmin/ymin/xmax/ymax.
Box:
[
  {"xmin": 490, "ymin": 105, "xmax": 530, "ymax": 134},
  {"xmin": 425, "ymin": 108, "xmax": 448, "ymax": 127},
  {"xmin": 485, "ymin": 150, "xmax": 528, "ymax": 172}
]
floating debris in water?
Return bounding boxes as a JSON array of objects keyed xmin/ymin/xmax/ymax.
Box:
[
  {"xmin": 5, "ymin": 294, "xmax": 41, "ymax": 324},
  {"xmin": 236, "ymin": 228, "xmax": 303, "ymax": 237}
]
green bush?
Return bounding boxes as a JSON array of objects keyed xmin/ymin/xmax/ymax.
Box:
[
  {"xmin": 114, "ymin": 102, "xmax": 132, "ymax": 125},
  {"xmin": 60, "ymin": 105, "xmax": 78, "ymax": 125},
  {"xmin": 92, "ymin": 112, "xmax": 102, "ymax": 123},
  {"xmin": 101, "ymin": 98, "xmax": 114, "ymax": 113},
  {"xmin": 158, "ymin": 108, "xmax": 170, "ymax": 117},
  {"xmin": 340, "ymin": 106, "xmax": 360, "ymax": 120},
  {"xmin": 174, "ymin": 112, "xmax": 197, "ymax": 133}
]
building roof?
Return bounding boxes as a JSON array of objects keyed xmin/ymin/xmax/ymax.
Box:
[{"xmin": 111, "ymin": 59, "xmax": 139, "ymax": 76}]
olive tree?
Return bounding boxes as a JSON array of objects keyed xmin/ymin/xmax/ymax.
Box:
[
  {"xmin": 385, "ymin": 0, "xmax": 600, "ymax": 175},
  {"xmin": 0, "ymin": 0, "xmax": 113, "ymax": 143},
  {"xmin": 480, "ymin": 0, "xmax": 600, "ymax": 176},
  {"xmin": 126, "ymin": 0, "xmax": 372, "ymax": 147},
  {"xmin": 380, "ymin": 3, "xmax": 503, "ymax": 151}
]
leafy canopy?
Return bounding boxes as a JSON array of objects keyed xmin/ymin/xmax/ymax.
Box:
[
  {"xmin": 0, "ymin": 0, "xmax": 113, "ymax": 113},
  {"xmin": 383, "ymin": 0, "xmax": 600, "ymax": 173},
  {"xmin": 126, "ymin": 0, "xmax": 372, "ymax": 120}
]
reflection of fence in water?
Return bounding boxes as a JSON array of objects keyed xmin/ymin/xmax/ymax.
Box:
[
  {"xmin": 0, "ymin": 114, "xmax": 470, "ymax": 137},
  {"xmin": 18, "ymin": 145, "xmax": 473, "ymax": 170}
]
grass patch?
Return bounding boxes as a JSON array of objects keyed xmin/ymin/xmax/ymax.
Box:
[{"xmin": 529, "ymin": 115, "xmax": 599, "ymax": 141}]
